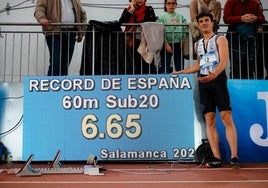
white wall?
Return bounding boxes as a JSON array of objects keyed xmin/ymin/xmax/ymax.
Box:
[{"xmin": 0, "ymin": 0, "xmax": 267, "ymax": 24}]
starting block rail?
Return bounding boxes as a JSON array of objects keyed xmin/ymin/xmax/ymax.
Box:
[
  {"xmin": 34, "ymin": 167, "xmax": 84, "ymax": 174},
  {"xmin": 15, "ymin": 150, "xmax": 104, "ymax": 176}
]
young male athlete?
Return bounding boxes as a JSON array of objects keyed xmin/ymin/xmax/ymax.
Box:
[{"xmin": 172, "ymin": 11, "xmax": 239, "ymax": 168}]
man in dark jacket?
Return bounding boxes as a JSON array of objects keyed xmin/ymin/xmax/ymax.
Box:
[{"xmin": 223, "ymin": 0, "xmax": 265, "ymax": 79}]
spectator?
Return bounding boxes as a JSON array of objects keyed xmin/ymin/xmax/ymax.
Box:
[
  {"xmin": 189, "ymin": 0, "xmax": 221, "ymax": 42},
  {"xmin": 256, "ymin": 0, "xmax": 268, "ymax": 79},
  {"xmin": 34, "ymin": 0, "xmax": 87, "ymax": 76},
  {"xmin": 223, "ymin": 0, "xmax": 265, "ymax": 79},
  {"xmin": 157, "ymin": 0, "xmax": 188, "ymax": 73},
  {"xmin": 119, "ymin": 0, "xmax": 157, "ymax": 74}
]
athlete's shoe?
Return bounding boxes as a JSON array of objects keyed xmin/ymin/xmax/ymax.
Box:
[
  {"xmin": 230, "ymin": 157, "xmax": 240, "ymax": 169},
  {"xmin": 205, "ymin": 157, "xmax": 223, "ymax": 168}
]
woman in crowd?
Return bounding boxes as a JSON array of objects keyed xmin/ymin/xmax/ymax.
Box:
[
  {"xmin": 189, "ymin": 0, "xmax": 221, "ymax": 41},
  {"xmin": 119, "ymin": 0, "xmax": 157, "ymax": 74}
]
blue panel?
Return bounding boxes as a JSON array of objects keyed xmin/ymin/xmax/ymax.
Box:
[
  {"xmin": 217, "ymin": 80, "xmax": 268, "ymax": 162},
  {"xmin": 23, "ymin": 75, "xmax": 195, "ymax": 161},
  {"xmin": 0, "ymin": 84, "xmax": 7, "ymax": 132}
]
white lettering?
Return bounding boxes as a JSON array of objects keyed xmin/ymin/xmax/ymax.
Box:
[
  {"xmin": 128, "ymin": 76, "xmax": 192, "ymax": 90},
  {"xmin": 101, "ymin": 78, "xmax": 121, "ymax": 90},
  {"xmin": 100, "ymin": 149, "xmax": 168, "ymax": 160},
  {"xmin": 250, "ymin": 92, "xmax": 268, "ymax": 147},
  {"xmin": 28, "ymin": 78, "xmax": 95, "ymax": 92}
]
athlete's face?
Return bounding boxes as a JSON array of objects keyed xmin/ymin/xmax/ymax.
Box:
[{"xmin": 198, "ymin": 16, "xmax": 214, "ymax": 34}]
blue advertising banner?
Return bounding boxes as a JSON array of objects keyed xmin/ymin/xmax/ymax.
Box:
[
  {"xmin": 0, "ymin": 84, "xmax": 6, "ymax": 125},
  {"xmin": 23, "ymin": 75, "xmax": 195, "ymax": 161},
  {"xmin": 217, "ymin": 80, "xmax": 268, "ymax": 162}
]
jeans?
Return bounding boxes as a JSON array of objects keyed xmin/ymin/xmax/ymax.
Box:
[
  {"xmin": 160, "ymin": 42, "xmax": 183, "ymax": 74},
  {"xmin": 46, "ymin": 32, "xmax": 76, "ymax": 76}
]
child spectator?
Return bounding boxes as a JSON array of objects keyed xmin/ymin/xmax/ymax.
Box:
[{"xmin": 157, "ymin": 0, "xmax": 187, "ymax": 73}]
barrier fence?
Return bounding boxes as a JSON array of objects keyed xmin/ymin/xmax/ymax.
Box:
[{"xmin": 0, "ymin": 22, "xmax": 267, "ymax": 82}]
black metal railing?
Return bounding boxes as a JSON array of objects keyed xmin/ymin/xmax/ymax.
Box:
[{"xmin": 0, "ymin": 22, "xmax": 267, "ymax": 82}]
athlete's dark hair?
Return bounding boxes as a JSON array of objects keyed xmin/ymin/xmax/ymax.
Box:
[{"xmin": 196, "ymin": 11, "xmax": 214, "ymax": 23}]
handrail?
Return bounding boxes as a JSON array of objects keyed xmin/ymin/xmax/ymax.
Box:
[
  {"xmin": 0, "ymin": 22, "xmax": 267, "ymax": 82},
  {"xmin": 0, "ymin": 22, "xmax": 268, "ymax": 27}
]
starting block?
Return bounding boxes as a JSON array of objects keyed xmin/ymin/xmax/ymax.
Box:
[
  {"xmin": 16, "ymin": 154, "xmax": 41, "ymax": 177},
  {"xmin": 83, "ymin": 165, "xmax": 104, "ymax": 176},
  {"xmin": 84, "ymin": 154, "xmax": 104, "ymax": 175}
]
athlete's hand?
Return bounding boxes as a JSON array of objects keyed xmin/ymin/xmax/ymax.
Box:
[
  {"xmin": 171, "ymin": 70, "xmax": 184, "ymax": 75},
  {"xmin": 198, "ymin": 71, "xmax": 217, "ymax": 82}
]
